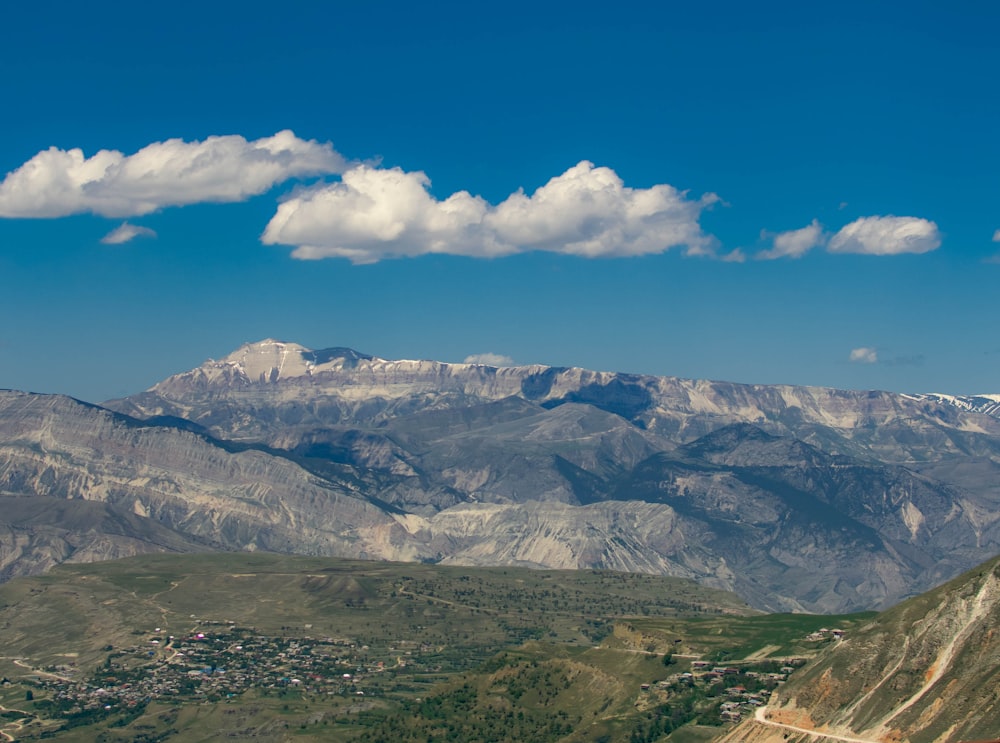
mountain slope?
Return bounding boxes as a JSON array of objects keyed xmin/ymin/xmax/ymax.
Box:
[
  {"xmin": 0, "ymin": 496, "xmax": 211, "ymax": 582},
  {"xmin": 718, "ymin": 552, "xmax": 1000, "ymax": 743},
  {"xmin": 0, "ymin": 391, "xmax": 427, "ymax": 568}
]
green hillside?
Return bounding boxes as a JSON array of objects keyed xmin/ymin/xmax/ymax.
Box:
[{"xmin": 0, "ymin": 554, "xmax": 869, "ymax": 742}]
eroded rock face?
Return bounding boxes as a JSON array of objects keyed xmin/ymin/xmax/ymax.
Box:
[
  {"xmin": 0, "ymin": 392, "xmax": 428, "ymax": 576},
  {"xmin": 2, "ymin": 341, "xmax": 1000, "ymax": 613},
  {"xmin": 720, "ymin": 555, "xmax": 1000, "ymax": 743}
]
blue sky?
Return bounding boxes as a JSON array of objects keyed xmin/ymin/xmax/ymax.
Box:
[{"xmin": 1, "ymin": 1, "xmax": 998, "ymax": 402}]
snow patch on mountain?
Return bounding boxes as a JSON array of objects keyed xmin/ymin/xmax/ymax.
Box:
[{"xmin": 907, "ymin": 392, "xmax": 1000, "ymax": 420}]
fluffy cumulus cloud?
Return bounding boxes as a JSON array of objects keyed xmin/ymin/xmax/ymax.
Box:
[
  {"xmin": 827, "ymin": 216, "xmax": 941, "ymax": 256},
  {"xmin": 0, "ymin": 126, "xmax": 948, "ymax": 267},
  {"xmin": 756, "ymin": 216, "xmax": 942, "ymax": 260},
  {"xmin": 262, "ymin": 161, "xmax": 719, "ymax": 263},
  {"xmin": 993, "ymin": 229, "xmax": 1000, "ymax": 242},
  {"xmin": 463, "ymin": 353, "xmax": 515, "ymax": 366},
  {"xmin": 0, "ymin": 130, "xmax": 344, "ymax": 218},
  {"xmin": 100, "ymin": 223, "xmax": 157, "ymax": 245},
  {"xmin": 757, "ymin": 219, "xmax": 825, "ymax": 260},
  {"xmin": 849, "ymin": 347, "xmax": 879, "ymax": 364}
]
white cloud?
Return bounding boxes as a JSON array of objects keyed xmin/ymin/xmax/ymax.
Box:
[
  {"xmin": 486, "ymin": 162, "xmax": 719, "ymax": 258},
  {"xmin": 849, "ymin": 347, "xmax": 878, "ymax": 364},
  {"xmin": 720, "ymin": 248, "xmax": 746, "ymax": 263},
  {"xmin": 992, "ymin": 229, "xmax": 1000, "ymax": 242},
  {"xmin": 463, "ymin": 353, "xmax": 515, "ymax": 366},
  {"xmin": 757, "ymin": 219, "xmax": 825, "ymax": 260},
  {"xmin": 828, "ymin": 216, "xmax": 940, "ymax": 256},
  {"xmin": 0, "ymin": 130, "xmax": 344, "ymax": 218},
  {"xmin": 262, "ymin": 161, "xmax": 718, "ymax": 263},
  {"xmin": 100, "ymin": 223, "xmax": 157, "ymax": 244}
]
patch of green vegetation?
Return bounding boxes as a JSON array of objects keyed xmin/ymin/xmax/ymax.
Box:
[
  {"xmin": 0, "ymin": 553, "xmax": 858, "ymax": 742},
  {"xmin": 619, "ymin": 610, "xmax": 874, "ymax": 659}
]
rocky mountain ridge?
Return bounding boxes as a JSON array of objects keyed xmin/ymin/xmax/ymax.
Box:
[
  {"xmin": 111, "ymin": 340, "xmax": 1000, "ymax": 463},
  {"xmin": 1, "ymin": 340, "xmax": 998, "ymax": 613}
]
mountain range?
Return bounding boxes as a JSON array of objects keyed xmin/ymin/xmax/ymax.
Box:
[{"xmin": 2, "ymin": 339, "xmax": 999, "ymax": 613}]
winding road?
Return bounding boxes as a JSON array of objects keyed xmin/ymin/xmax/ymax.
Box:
[
  {"xmin": 11, "ymin": 659, "xmax": 72, "ymax": 682},
  {"xmin": 754, "ymin": 705, "xmax": 880, "ymax": 743},
  {"xmin": 0, "ymin": 704, "xmax": 30, "ymax": 743}
]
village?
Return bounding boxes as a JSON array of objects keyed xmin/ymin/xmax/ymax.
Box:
[
  {"xmin": 16, "ymin": 619, "xmax": 441, "ymax": 726},
  {"xmin": 5, "ymin": 619, "xmax": 843, "ymax": 736},
  {"xmin": 632, "ymin": 626, "xmax": 847, "ymax": 727},
  {"xmin": 650, "ymin": 657, "xmax": 807, "ymax": 725}
]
